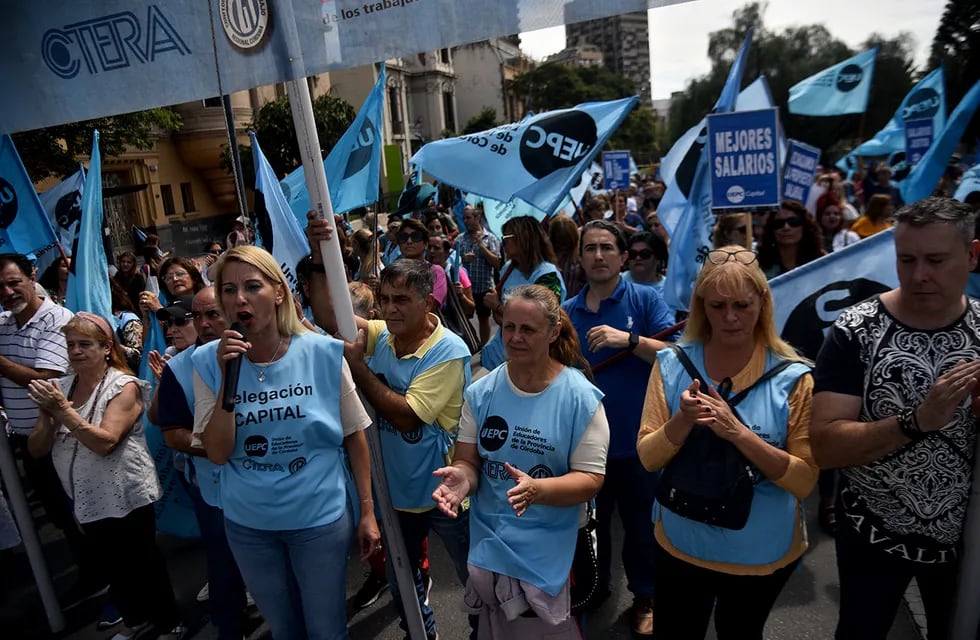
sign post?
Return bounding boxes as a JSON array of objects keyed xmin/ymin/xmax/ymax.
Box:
[{"xmin": 706, "ymin": 107, "xmax": 781, "ymax": 209}]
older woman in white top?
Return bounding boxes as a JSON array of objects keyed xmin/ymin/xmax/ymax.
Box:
[{"xmin": 27, "ymin": 312, "xmax": 183, "ymax": 640}]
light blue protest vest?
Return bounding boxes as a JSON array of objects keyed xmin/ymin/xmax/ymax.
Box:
[
  {"xmin": 369, "ymin": 323, "xmax": 471, "ymax": 510},
  {"xmin": 468, "ymin": 365, "xmax": 603, "ymax": 596},
  {"xmin": 192, "ymin": 333, "xmax": 348, "ymax": 530},
  {"xmin": 655, "ymin": 344, "xmax": 809, "ymax": 566},
  {"xmin": 166, "ymin": 345, "xmax": 223, "ymax": 508}
]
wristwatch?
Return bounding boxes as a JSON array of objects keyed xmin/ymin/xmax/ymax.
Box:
[{"xmin": 627, "ymin": 332, "xmax": 640, "ymax": 352}]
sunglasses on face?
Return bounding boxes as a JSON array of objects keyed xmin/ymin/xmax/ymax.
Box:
[
  {"xmin": 397, "ymin": 231, "xmax": 425, "ymax": 244},
  {"xmin": 706, "ymin": 249, "xmax": 758, "ymax": 265},
  {"xmin": 629, "ymin": 248, "xmax": 655, "ymax": 260},
  {"xmin": 773, "ymin": 216, "xmax": 803, "ymax": 229},
  {"xmin": 164, "ymin": 314, "xmax": 193, "ymax": 328}
]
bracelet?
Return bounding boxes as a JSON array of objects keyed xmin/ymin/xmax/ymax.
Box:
[
  {"xmin": 360, "ymin": 498, "xmax": 374, "ymax": 503},
  {"xmin": 897, "ymin": 407, "xmax": 925, "ymax": 441}
]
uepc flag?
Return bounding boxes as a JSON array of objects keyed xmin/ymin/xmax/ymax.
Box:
[
  {"xmin": 788, "ymin": 48, "xmax": 877, "ymax": 116},
  {"xmin": 412, "ymin": 96, "xmax": 638, "ymax": 215},
  {"xmin": 706, "ymin": 107, "xmax": 781, "ymax": 209},
  {"xmin": 36, "ymin": 166, "xmax": 84, "ymax": 274},
  {"xmin": 0, "ymin": 135, "xmax": 59, "ymax": 256},
  {"xmin": 66, "ymin": 131, "xmax": 111, "ymax": 320},
  {"xmin": 954, "ymin": 164, "xmax": 980, "ymax": 202},
  {"xmin": 851, "ymin": 67, "xmax": 946, "ymax": 158},
  {"xmin": 281, "ymin": 63, "xmax": 386, "ymax": 222},
  {"xmin": 251, "ymin": 133, "xmax": 311, "ymax": 296},
  {"xmin": 771, "ymin": 228, "xmax": 896, "ymax": 360}
]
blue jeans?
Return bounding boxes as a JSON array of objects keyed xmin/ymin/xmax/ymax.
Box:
[
  {"xmin": 389, "ymin": 507, "xmax": 473, "ymax": 640},
  {"xmin": 596, "ymin": 456, "xmax": 658, "ymax": 599},
  {"xmin": 225, "ymin": 511, "xmax": 352, "ymax": 640},
  {"xmin": 179, "ymin": 472, "xmax": 247, "ymax": 640}
]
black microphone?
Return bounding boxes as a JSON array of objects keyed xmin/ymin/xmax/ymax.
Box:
[{"xmin": 221, "ymin": 322, "xmax": 246, "ymax": 413}]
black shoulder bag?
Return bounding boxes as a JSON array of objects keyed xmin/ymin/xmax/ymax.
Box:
[{"xmin": 655, "ymin": 346, "xmax": 795, "ymax": 531}]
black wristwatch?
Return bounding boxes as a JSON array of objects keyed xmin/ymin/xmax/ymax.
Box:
[
  {"xmin": 627, "ymin": 332, "xmax": 640, "ymax": 352},
  {"xmin": 897, "ymin": 407, "xmax": 925, "ymax": 441}
]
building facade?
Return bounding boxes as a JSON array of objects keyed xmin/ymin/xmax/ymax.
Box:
[{"xmin": 452, "ymin": 37, "xmax": 534, "ymax": 131}]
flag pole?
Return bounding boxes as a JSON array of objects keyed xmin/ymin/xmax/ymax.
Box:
[{"xmin": 222, "ymin": 95, "xmax": 250, "ymax": 223}]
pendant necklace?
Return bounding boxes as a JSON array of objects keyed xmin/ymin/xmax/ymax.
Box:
[{"xmin": 253, "ymin": 336, "xmax": 286, "ymax": 383}]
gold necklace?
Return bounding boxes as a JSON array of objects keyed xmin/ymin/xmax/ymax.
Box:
[{"xmin": 253, "ymin": 336, "xmax": 286, "ymax": 383}]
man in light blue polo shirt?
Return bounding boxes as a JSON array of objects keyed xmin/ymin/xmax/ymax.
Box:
[{"xmin": 562, "ymin": 220, "xmax": 677, "ymax": 638}]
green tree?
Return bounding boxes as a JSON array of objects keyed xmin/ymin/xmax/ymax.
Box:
[
  {"xmin": 929, "ymin": 0, "xmax": 980, "ymax": 143},
  {"xmin": 462, "ymin": 107, "xmax": 502, "ymax": 135},
  {"xmin": 668, "ymin": 2, "xmax": 916, "ymax": 161},
  {"xmin": 13, "ymin": 108, "xmax": 183, "ymax": 181}
]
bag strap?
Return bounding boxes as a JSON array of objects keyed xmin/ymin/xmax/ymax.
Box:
[
  {"xmin": 669, "ymin": 345, "xmax": 800, "ymax": 410},
  {"xmin": 496, "ymin": 263, "xmax": 515, "ymax": 292}
]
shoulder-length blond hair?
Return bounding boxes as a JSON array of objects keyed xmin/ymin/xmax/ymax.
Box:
[
  {"xmin": 681, "ymin": 245, "xmax": 808, "ymax": 364},
  {"xmin": 213, "ymin": 245, "xmax": 307, "ymax": 338}
]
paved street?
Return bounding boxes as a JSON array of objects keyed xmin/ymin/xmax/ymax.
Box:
[{"xmin": 2, "ymin": 486, "xmax": 921, "ymax": 640}]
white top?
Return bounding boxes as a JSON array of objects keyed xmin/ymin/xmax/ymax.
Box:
[
  {"xmin": 50, "ymin": 369, "xmax": 160, "ymax": 524},
  {"xmin": 0, "ymin": 298, "xmax": 73, "ymax": 434},
  {"xmin": 832, "ymin": 229, "xmax": 862, "ymax": 252}
]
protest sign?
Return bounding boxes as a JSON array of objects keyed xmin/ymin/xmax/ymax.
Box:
[
  {"xmin": 904, "ymin": 118, "xmax": 934, "ymax": 165},
  {"xmin": 706, "ymin": 107, "xmax": 781, "ymax": 209},
  {"xmin": 602, "ymin": 150, "xmax": 632, "ymax": 190},
  {"xmin": 782, "ymin": 139, "xmax": 821, "ymax": 203}
]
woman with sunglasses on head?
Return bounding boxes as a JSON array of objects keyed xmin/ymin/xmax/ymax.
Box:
[
  {"xmin": 636, "ymin": 247, "xmax": 817, "ymax": 640},
  {"xmin": 481, "ymin": 216, "xmax": 566, "ymax": 372},
  {"xmin": 758, "ymin": 201, "xmax": 825, "ymax": 280},
  {"xmin": 191, "ymin": 245, "xmax": 379, "ymax": 640},
  {"xmin": 622, "ymin": 231, "xmax": 668, "ymax": 296},
  {"xmin": 26, "ymin": 313, "xmax": 184, "ymax": 640}
]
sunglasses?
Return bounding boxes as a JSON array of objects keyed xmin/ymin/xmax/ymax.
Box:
[
  {"xmin": 773, "ymin": 216, "xmax": 803, "ymax": 229},
  {"xmin": 164, "ymin": 314, "xmax": 193, "ymax": 328},
  {"xmin": 706, "ymin": 249, "xmax": 758, "ymax": 265},
  {"xmin": 397, "ymin": 231, "xmax": 425, "ymax": 244},
  {"xmin": 629, "ymin": 248, "xmax": 655, "ymax": 260}
]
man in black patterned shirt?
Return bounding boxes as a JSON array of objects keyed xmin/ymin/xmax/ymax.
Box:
[{"xmin": 811, "ymin": 197, "xmax": 980, "ymax": 640}]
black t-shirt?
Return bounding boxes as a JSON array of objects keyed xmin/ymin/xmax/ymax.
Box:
[{"xmin": 814, "ymin": 296, "xmax": 980, "ymax": 564}]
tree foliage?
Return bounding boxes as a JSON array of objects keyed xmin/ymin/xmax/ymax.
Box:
[
  {"xmin": 668, "ymin": 2, "xmax": 917, "ymax": 161},
  {"xmin": 929, "ymin": 0, "xmax": 980, "ymax": 143},
  {"xmin": 507, "ymin": 64, "xmax": 661, "ymax": 161},
  {"xmin": 13, "ymin": 108, "xmax": 183, "ymax": 182},
  {"xmin": 462, "ymin": 107, "xmax": 502, "ymax": 135}
]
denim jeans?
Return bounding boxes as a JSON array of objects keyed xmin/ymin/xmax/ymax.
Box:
[
  {"xmin": 179, "ymin": 473, "xmax": 247, "ymax": 640},
  {"xmin": 225, "ymin": 510, "xmax": 352, "ymax": 640},
  {"xmin": 596, "ymin": 456, "xmax": 658, "ymax": 599},
  {"xmin": 388, "ymin": 507, "xmax": 473, "ymax": 640}
]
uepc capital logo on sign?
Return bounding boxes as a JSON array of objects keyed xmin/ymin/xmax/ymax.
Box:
[
  {"xmin": 836, "ymin": 64, "xmax": 864, "ymax": 92},
  {"xmin": 0, "ymin": 179, "xmax": 18, "ymax": 229},
  {"xmin": 520, "ymin": 111, "xmax": 597, "ymax": 179},
  {"xmin": 219, "ymin": 0, "xmax": 270, "ymax": 50}
]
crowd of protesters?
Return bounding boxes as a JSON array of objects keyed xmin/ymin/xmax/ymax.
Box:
[{"xmin": 0, "ymin": 156, "xmax": 978, "ymax": 640}]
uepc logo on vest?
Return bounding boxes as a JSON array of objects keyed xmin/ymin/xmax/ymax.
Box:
[
  {"xmin": 219, "ymin": 0, "xmax": 270, "ymax": 50},
  {"xmin": 836, "ymin": 64, "xmax": 864, "ymax": 92},
  {"xmin": 244, "ymin": 435, "xmax": 269, "ymax": 457},
  {"xmin": 0, "ymin": 179, "xmax": 19, "ymax": 229},
  {"xmin": 480, "ymin": 416, "xmax": 509, "ymax": 452},
  {"xmin": 904, "ymin": 89, "xmax": 942, "ymax": 120},
  {"xmin": 520, "ymin": 111, "xmax": 598, "ymax": 179}
]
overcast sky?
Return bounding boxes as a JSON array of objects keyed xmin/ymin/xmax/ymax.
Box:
[{"xmin": 519, "ymin": 0, "xmax": 945, "ymax": 101}]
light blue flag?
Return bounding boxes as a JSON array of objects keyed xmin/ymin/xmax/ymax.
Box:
[
  {"xmin": 281, "ymin": 64, "xmax": 386, "ymax": 221},
  {"xmin": 662, "ymin": 29, "xmax": 754, "ymax": 312},
  {"xmin": 771, "ymin": 228, "xmax": 896, "ymax": 360},
  {"xmin": 788, "ymin": 48, "xmax": 877, "ymax": 116},
  {"xmin": 65, "ymin": 131, "xmax": 110, "ymax": 320},
  {"xmin": 139, "ymin": 318, "xmax": 200, "ymax": 538},
  {"xmin": 464, "ymin": 191, "xmax": 571, "ymax": 238},
  {"xmin": 901, "ymin": 79, "xmax": 980, "ymax": 205},
  {"xmin": 412, "ymin": 96, "xmax": 638, "ymax": 216},
  {"xmin": 658, "ymin": 73, "xmax": 775, "ymax": 236},
  {"xmin": 850, "ymin": 67, "xmax": 947, "ymax": 158},
  {"xmin": 251, "ymin": 132, "xmax": 312, "ymax": 296},
  {"xmin": 35, "ymin": 166, "xmax": 84, "ymax": 275},
  {"xmin": 0, "ymin": 135, "xmax": 59, "ymax": 257},
  {"xmin": 954, "ymin": 164, "xmax": 980, "ymax": 201}
]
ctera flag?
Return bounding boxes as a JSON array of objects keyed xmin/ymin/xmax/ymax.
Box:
[
  {"xmin": 411, "ymin": 96, "xmax": 638, "ymax": 216},
  {"xmin": 251, "ymin": 132, "xmax": 311, "ymax": 296},
  {"xmin": 788, "ymin": 48, "xmax": 877, "ymax": 117},
  {"xmin": 0, "ymin": 135, "xmax": 59, "ymax": 256},
  {"xmin": 280, "ymin": 63, "xmax": 386, "ymax": 223},
  {"xmin": 65, "ymin": 131, "xmax": 111, "ymax": 320}
]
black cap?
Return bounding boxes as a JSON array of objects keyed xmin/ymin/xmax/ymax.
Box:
[{"xmin": 155, "ymin": 295, "xmax": 195, "ymax": 322}]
